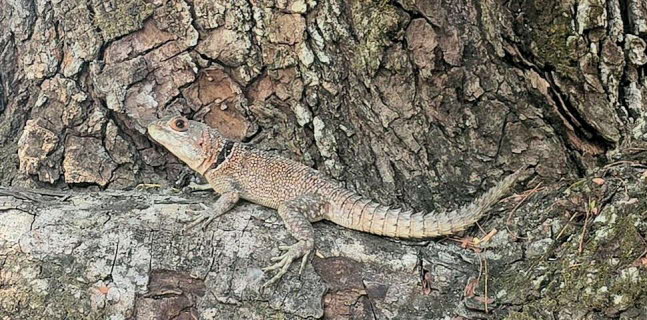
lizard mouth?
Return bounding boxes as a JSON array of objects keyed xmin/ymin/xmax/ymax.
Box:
[
  {"xmin": 147, "ymin": 123, "xmax": 159, "ymax": 133},
  {"xmin": 146, "ymin": 123, "xmax": 162, "ymax": 142},
  {"xmin": 146, "ymin": 123, "xmax": 179, "ymax": 151},
  {"xmin": 147, "ymin": 122, "xmax": 168, "ymax": 143}
]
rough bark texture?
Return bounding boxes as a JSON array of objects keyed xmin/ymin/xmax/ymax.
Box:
[
  {"xmin": 1, "ymin": 165, "xmax": 646, "ymax": 319},
  {"xmin": 1, "ymin": 0, "xmax": 646, "ymax": 319}
]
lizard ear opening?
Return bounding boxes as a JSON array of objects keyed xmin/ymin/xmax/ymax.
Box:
[{"xmin": 169, "ymin": 116, "xmax": 189, "ymax": 132}]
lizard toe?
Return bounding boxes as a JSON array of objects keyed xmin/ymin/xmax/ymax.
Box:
[
  {"xmin": 298, "ymin": 251, "xmax": 311, "ymax": 276},
  {"xmin": 261, "ymin": 240, "xmax": 313, "ymax": 287},
  {"xmin": 183, "ymin": 202, "xmax": 233, "ymax": 231},
  {"xmin": 262, "ymin": 257, "xmax": 288, "ymax": 272},
  {"xmin": 262, "ymin": 261, "xmax": 292, "ymax": 288},
  {"xmin": 183, "ymin": 215, "xmax": 208, "ymax": 231},
  {"xmin": 270, "ymin": 254, "xmax": 287, "ymax": 262}
]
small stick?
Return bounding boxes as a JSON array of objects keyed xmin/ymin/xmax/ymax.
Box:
[
  {"xmin": 555, "ymin": 211, "xmax": 579, "ymax": 240},
  {"xmin": 578, "ymin": 197, "xmax": 591, "ymax": 254},
  {"xmin": 484, "ymin": 257, "xmax": 489, "ymax": 313},
  {"xmin": 479, "ymin": 228, "xmax": 498, "ymax": 244},
  {"xmin": 475, "ymin": 221, "xmax": 487, "ymax": 235},
  {"xmin": 506, "ymin": 182, "xmax": 543, "ymax": 226},
  {"xmin": 603, "ymin": 160, "xmax": 646, "ymax": 169}
]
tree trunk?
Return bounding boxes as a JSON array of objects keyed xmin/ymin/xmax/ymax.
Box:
[{"xmin": 1, "ymin": 0, "xmax": 646, "ymax": 319}]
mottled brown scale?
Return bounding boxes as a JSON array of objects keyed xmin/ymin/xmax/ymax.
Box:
[
  {"xmin": 203, "ymin": 141, "xmax": 522, "ymax": 239},
  {"xmin": 147, "ymin": 116, "xmax": 525, "ymax": 286}
]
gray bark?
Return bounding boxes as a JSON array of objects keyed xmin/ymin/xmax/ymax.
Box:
[
  {"xmin": 0, "ymin": 0, "xmax": 646, "ymax": 319},
  {"xmin": 1, "ymin": 165, "xmax": 645, "ymax": 319}
]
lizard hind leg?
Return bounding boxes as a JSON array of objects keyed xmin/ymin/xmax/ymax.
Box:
[{"xmin": 262, "ymin": 195, "xmax": 329, "ymax": 288}]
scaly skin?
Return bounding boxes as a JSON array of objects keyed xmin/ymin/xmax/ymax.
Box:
[{"xmin": 148, "ymin": 116, "xmax": 524, "ymax": 287}]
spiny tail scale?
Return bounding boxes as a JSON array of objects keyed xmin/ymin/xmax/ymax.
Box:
[{"xmin": 327, "ymin": 168, "xmax": 524, "ymax": 239}]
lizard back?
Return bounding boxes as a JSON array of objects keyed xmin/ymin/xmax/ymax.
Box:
[
  {"xmin": 204, "ymin": 144, "xmax": 339, "ymax": 210},
  {"xmin": 208, "ymin": 144, "xmax": 522, "ymax": 239}
]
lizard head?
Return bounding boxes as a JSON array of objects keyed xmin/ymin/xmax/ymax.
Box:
[{"xmin": 147, "ymin": 116, "xmax": 221, "ymax": 174}]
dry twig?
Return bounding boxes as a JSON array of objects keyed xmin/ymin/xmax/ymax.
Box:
[{"xmin": 506, "ymin": 182, "xmax": 544, "ymax": 226}]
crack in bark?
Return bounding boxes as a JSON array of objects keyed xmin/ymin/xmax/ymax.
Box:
[
  {"xmin": 493, "ymin": 110, "xmax": 511, "ymax": 163},
  {"xmin": 499, "ymin": 39, "xmax": 604, "ymax": 174},
  {"xmin": 147, "ymin": 229, "xmax": 154, "ymax": 273},
  {"xmin": 84, "ymin": 0, "xmax": 106, "ymax": 62},
  {"xmin": 243, "ymin": 0, "xmax": 260, "ymax": 51},
  {"xmin": 618, "ymin": 0, "xmax": 631, "ymax": 35},
  {"xmin": 202, "ymin": 232, "xmax": 219, "ymax": 281},
  {"xmin": 392, "ymin": 0, "xmax": 434, "ymax": 28},
  {"xmin": 107, "ymin": 237, "xmax": 120, "ymax": 282}
]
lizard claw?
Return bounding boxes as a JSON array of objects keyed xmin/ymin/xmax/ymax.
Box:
[{"xmin": 261, "ymin": 241, "xmax": 313, "ymax": 288}]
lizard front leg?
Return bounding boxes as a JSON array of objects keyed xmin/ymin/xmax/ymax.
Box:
[
  {"xmin": 262, "ymin": 195, "xmax": 329, "ymax": 288},
  {"xmin": 185, "ymin": 191, "xmax": 240, "ymax": 231}
]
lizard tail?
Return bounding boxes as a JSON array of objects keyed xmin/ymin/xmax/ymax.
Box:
[{"xmin": 328, "ymin": 168, "xmax": 525, "ymax": 239}]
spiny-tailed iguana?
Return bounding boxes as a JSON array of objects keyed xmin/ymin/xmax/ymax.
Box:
[{"xmin": 147, "ymin": 116, "xmax": 524, "ymax": 287}]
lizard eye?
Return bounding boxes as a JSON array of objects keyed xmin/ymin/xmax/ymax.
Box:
[{"xmin": 170, "ymin": 117, "xmax": 188, "ymax": 132}]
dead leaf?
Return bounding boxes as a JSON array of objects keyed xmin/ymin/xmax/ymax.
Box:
[
  {"xmin": 98, "ymin": 286, "xmax": 109, "ymax": 295},
  {"xmin": 479, "ymin": 229, "xmax": 498, "ymax": 244},
  {"xmin": 422, "ymin": 271, "xmax": 433, "ymax": 295},
  {"xmin": 592, "ymin": 178, "xmax": 605, "ymax": 185},
  {"xmin": 459, "ymin": 237, "xmax": 474, "ymax": 249},
  {"xmin": 632, "ymin": 256, "xmax": 647, "ymax": 268},
  {"xmin": 464, "ymin": 278, "xmax": 478, "ymax": 298},
  {"xmin": 475, "ymin": 296, "xmax": 495, "ymax": 304}
]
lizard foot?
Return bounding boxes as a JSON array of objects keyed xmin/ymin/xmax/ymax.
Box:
[
  {"xmin": 183, "ymin": 203, "xmax": 217, "ymax": 231},
  {"xmin": 182, "ymin": 192, "xmax": 239, "ymax": 232},
  {"xmin": 261, "ymin": 240, "xmax": 313, "ymax": 288}
]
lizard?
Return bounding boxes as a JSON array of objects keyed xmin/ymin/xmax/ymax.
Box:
[{"xmin": 147, "ymin": 115, "xmax": 525, "ymax": 287}]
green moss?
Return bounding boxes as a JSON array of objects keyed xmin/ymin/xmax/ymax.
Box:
[
  {"xmin": 348, "ymin": 0, "xmax": 407, "ymax": 76},
  {"xmin": 92, "ymin": 0, "xmax": 156, "ymax": 41},
  {"xmin": 527, "ymin": 1, "xmax": 582, "ymax": 81},
  {"xmin": 506, "ymin": 310, "xmax": 538, "ymax": 320},
  {"xmin": 501, "ymin": 183, "xmax": 647, "ymax": 319},
  {"xmin": 0, "ymin": 254, "xmax": 110, "ymax": 319}
]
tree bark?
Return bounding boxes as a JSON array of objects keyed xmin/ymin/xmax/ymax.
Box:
[{"xmin": 0, "ymin": 0, "xmax": 646, "ymax": 319}]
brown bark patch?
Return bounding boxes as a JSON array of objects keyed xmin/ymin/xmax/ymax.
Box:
[
  {"xmin": 406, "ymin": 19, "xmax": 438, "ymax": 79},
  {"xmin": 63, "ymin": 136, "xmax": 117, "ymax": 187},
  {"xmin": 17, "ymin": 120, "xmax": 61, "ymax": 184},
  {"xmin": 267, "ymin": 13, "xmax": 306, "ymax": 45},
  {"xmin": 134, "ymin": 270, "xmax": 206, "ymax": 320},
  {"xmin": 313, "ymin": 257, "xmax": 376, "ymax": 319},
  {"xmin": 197, "ymin": 28, "xmax": 251, "ymax": 67},
  {"xmin": 183, "ymin": 68, "xmax": 253, "ymax": 141}
]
